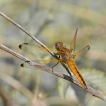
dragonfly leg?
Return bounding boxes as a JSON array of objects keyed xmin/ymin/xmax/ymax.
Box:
[
  {"xmin": 52, "ymin": 54, "xmax": 60, "ymax": 72},
  {"xmin": 52, "ymin": 61, "xmax": 59, "ymax": 72}
]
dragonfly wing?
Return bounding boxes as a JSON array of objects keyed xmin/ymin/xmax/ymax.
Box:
[
  {"xmin": 73, "ymin": 45, "xmax": 90, "ymax": 63},
  {"xmin": 19, "ymin": 43, "xmax": 56, "ymax": 60},
  {"xmin": 19, "ymin": 43, "xmax": 59, "ymax": 69},
  {"xmin": 70, "ymin": 28, "xmax": 78, "ymax": 52},
  {"xmin": 20, "ymin": 59, "xmax": 58, "ymax": 69},
  {"xmin": 19, "ymin": 43, "xmax": 56, "ymax": 52},
  {"xmin": 20, "ymin": 62, "xmax": 35, "ymax": 69},
  {"xmin": 19, "ymin": 43, "xmax": 47, "ymax": 51}
]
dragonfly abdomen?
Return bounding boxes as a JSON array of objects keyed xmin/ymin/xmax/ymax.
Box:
[{"xmin": 67, "ymin": 60, "xmax": 87, "ymax": 89}]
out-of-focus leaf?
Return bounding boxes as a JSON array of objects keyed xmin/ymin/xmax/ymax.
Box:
[
  {"xmin": 58, "ymin": 78, "xmax": 64, "ymax": 98},
  {"xmin": 81, "ymin": 68, "xmax": 106, "ymax": 93},
  {"xmin": 0, "ymin": 71, "xmax": 34, "ymax": 100}
]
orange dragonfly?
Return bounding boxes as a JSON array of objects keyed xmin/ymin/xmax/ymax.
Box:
[
  {"xmin": 19, "ymin": 29, "xmax": 90, "ymax": 89},
  {"xmin": 54, "ymin": 29, "xmax": 90, "ymax": 89}
]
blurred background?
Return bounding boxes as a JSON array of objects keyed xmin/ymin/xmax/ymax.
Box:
[{"xmin": 0, "ymin": 0, "xmax": 106, "ymax": 106}]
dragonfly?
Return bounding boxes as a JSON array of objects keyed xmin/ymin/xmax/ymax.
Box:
[
  {"xmin": 54, "ymin": 29, "xmax": 90, "ymax": 89},
  {"xmin": 19, "ymin": 29, "xmax": 90, "ymax": 89}
]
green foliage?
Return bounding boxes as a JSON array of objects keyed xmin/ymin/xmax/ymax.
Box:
[{"xmin": 81, "ymin": 68, "xmax": 106, "ymax": 93}]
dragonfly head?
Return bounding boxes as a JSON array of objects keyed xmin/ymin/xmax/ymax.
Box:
[{"xmin": 55, "ymin": 42, "xmax": 63, "ymax": 50}]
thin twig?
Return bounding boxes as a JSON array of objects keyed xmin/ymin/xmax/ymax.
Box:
[
  {"xmin": 0, "ymin": 11, "xmax": 54, "ymax": 56},
  {"xmin": 0, "ymin": 11, "xmax": 72, "ymax": 77},
  {"xmin": 0, "ymin": 44, "xmax": 105, "ymax": 101}
]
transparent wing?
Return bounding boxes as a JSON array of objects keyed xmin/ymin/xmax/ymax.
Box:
[
  {"xmin": 70, "ymin": 28, "xmax": 78, "ymax": 53},
  {"xmin": 20, "ymin": 58, "xmax": 58, "ymax": 69},
  {"xmin": 19, "ymin": 43, "xmax": 56, "ymax": 60},
  {"xmin": 20, "ymin": 62, "xmax": 35, "ymax": 69},
  {"xmin": 19, "ymin": 43, "xmax": 58, "ymax": 68},
  {"xmin": 19, "ymin": 43, "xmax": 56, "ymax": 52},
  {"xmin": 72, "ymin": 45, "xmax": 90, "ymax": 63}
]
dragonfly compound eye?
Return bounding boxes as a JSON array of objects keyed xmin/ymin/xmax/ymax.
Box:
[{"xmin": 55, "ymin": 42, "xmax": 63, "ymax": 50}]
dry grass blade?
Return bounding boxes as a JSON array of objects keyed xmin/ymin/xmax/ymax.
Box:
[{"xmin": 0, "ymin": 71, "xmax": 34, "ymax": 100}]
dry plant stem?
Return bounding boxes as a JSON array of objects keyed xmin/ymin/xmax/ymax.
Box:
[
  {"xmin": 0, "ymin": 11, "xmax": 54, "ymax": 56},
  {"xmin": 0, "ymin": 11, "xmax": 72, "ymax": 81},
  {"xmin": 0, "ymin": 44, "xmax": 104, "ymax": 101}
]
